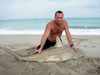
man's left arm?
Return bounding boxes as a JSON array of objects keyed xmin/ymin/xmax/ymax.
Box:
[{"xmin": 64, "ymin": 20, "xmax": 78, "ymax": 52}]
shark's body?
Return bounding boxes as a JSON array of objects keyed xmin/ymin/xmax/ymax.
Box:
[{"xmin": 1, "ymin": 37, "xmax": 84, "ymax": 62}]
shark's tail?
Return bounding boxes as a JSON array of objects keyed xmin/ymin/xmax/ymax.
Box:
[
  {"xmin": 0, "ymin": 47, "xmax": 23, "ymax": 60},
  {"xmin": 0, "ymin": 47, "xmax": 32, "ymax": 61}
]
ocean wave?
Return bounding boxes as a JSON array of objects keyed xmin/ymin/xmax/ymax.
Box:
[
  {"xmin": 0, "ymin": 29, "xmax": 100, "ymax": 35},
  {"xmin": 69, "ymin": 26, "xmax": 100, "ymax": 29}
]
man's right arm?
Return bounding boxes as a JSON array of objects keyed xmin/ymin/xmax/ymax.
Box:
[
  {"xmin": 33, "ymin": 23, "xmax": 51, "ymax": 54},
  {"xmin": 39, "ymin": 23, "xmax": 51, "ymax": 50}
]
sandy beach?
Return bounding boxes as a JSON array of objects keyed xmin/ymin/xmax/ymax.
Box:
[{"xmin": 0, "ymin": 35, "xmax": 100, "ymax": 75}]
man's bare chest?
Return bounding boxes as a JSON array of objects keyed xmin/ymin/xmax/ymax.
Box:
[{"xmin": 51, "ymin": 25, "xmax": 64, "ymax": 34}]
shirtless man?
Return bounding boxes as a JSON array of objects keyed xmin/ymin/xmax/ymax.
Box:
[{"xmin": 33, "ymin": 10, "xmax": 78, "ymax": 54}]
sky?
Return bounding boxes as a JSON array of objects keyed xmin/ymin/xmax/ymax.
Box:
[{"xmin": 0, "ymin": 0, "xmax": 100, "ymax": 20}]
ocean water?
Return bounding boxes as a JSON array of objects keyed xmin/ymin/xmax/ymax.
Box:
[{"xmin": 0, "ymin": 18, "xmax": 100, "ymax": 35}]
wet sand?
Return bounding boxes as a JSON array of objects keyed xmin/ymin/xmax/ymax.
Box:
[{"xmin": 0, "ymin": 35, "xmax": 100, "ymax": 75}]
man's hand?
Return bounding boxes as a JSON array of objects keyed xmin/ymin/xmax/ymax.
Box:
[
  {"xmin": 33, "ymin": 49, "xmax": 42, "ymax": 54},
  {"xmin": 71, "ymin": 46, "xmax": 78, "ymax": 52}
]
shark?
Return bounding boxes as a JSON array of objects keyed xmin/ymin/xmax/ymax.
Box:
[{"xmin": 1, "ymin": 36, "xmax": 84, "ymax": 62}]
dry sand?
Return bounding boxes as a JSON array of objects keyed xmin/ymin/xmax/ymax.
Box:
[{"xmin": 0, "ymin": 35, "xmax": 100, "ymax": 75}]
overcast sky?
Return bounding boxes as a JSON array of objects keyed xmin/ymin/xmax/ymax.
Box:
[{"xmin": 0, "ymin": 0, "xmax": 100, "ymax": 19}]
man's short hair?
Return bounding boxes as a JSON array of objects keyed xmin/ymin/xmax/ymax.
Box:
[{"xmin": 55, "ymin": 10, "xmax": 64, "ymax": 17}]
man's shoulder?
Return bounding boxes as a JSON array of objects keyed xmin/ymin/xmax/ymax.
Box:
[
  {"xmin": 48, "ymin": 20, "xmax": 67, "ymax": 23},
  {"xmin": 63, "ymin": 20, "xmax": 68, "ymax": 27},
  {"xmin": 48, "ymin": 20, "xmax": 55, "ymax": 24},
  {"xmin": 63, "ymin": 20, "xmax": 68, "ymax": 23},
  {"xmin": 46, "ymin": 20, "xmax": 54, "ymax": 28},
  {"xmin": 47, "ymin": 20, "xmax": 55, "ymax": 26}
]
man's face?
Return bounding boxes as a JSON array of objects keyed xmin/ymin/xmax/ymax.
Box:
[{"xmin": 55, "ymin": 13, "xmax": 63, "ymax": 24}]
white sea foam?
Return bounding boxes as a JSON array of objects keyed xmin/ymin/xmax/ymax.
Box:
[
  {"xmin": 0, "ymin": 29, "xmax": 100, "ymax": 35},
  {"xmin": 0, "ymin": 29, "xmax": 44, "ymax": 35},
  {"xmin": 69, "ymin": 29, "xmax": 100, "ymax": 35}
]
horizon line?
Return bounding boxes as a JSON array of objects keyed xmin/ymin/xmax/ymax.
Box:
[{"xmin": 0, "ymin": 17, "xmax": 100, "ymax": 20}]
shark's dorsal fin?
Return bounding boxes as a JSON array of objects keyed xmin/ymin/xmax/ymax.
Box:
[{"xmin": 55, "ymin": 36, "xmax": 64, "ymax": 47}]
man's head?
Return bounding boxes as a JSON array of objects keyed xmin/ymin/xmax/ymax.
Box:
[{"xmin": 55, "ymin": 10, "xmax": 64, "ymax": 25}]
